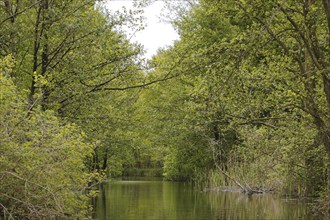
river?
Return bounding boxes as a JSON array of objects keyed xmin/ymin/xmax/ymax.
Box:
[{"xmin": 92, "ymin": 177, "xmax": 318, "ymax": 220}]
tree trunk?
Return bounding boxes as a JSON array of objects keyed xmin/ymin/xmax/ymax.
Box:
[
  {"xmin": 29, "ymin": 6, "xmax": 42, "ymax": 106},
  {"xmin": 102, "ymin": 148, "xmax": 108, "ymax": 171},
  {"xmin": 41, "ymin": 0, "xmax": 49, "ymax": 111},
  {"xmin": 304, "ymin": 0, "xmax": 330, "ymax": 170},
  {"xmin": 305, "ymin": 136, "xmax": 325, "ymax": 196}
]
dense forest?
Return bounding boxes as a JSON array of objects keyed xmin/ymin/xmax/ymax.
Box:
[{"xmin": 1, "ymin": 0, "xmax": 330, "ymax": 219}]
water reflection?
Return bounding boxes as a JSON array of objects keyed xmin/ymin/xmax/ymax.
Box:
[{"xmin": 93, "ymin": 177, "xmax": 317, "ymax": 220}]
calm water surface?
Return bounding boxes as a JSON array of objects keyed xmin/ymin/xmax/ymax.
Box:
[{"xmin": 93, "ymin": 177, "xmax": 318, "ymax": 220}]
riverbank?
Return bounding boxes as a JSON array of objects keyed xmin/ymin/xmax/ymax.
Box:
[
  {"xmin": 122, "ymin": 167, "xmax": 163, "ymax": 177},
  {"xmin": 93, "ymin": 177, "xmax": 320, "ymax": 220}
]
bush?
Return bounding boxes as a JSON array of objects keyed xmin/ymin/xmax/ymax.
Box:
[{"xmin": 0, "ymin": 59, "xmax": 93, "ymax": 219}]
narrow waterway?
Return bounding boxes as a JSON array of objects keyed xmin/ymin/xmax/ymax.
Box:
[{"xmin": 92, "ymin": 177, "xmax": 318, "ymax": 220}]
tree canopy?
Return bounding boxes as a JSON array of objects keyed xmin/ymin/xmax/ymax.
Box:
[{"xmin": 1, "ymin": 0, "xmax": 330, "ymax": 218}]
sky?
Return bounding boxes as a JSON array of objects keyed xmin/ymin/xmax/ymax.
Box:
[{"xmin": 105, "ymin": 0, "xmax": 179, "ymax": 59}]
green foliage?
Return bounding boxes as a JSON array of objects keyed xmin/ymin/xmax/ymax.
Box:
[
  {"xmin": 157, "ymin": 0, "xmax": 330, "ymax": 203},
  {"xmin": 2, "ymin": 0, "xmax": 330, "ymax": 217},
  {"xmin": 0, "ymin": 0, "xmax": 148, "ymax": 181},
  {"xmin": 0, "ymin": 57, "xmax": 93, "ymax": 219},
  {"xmin": 130, "ymin": 62, "xmax": 215, "ymax": 181}
]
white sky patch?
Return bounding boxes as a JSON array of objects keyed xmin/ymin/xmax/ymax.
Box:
[{"xmin": 106, "ymin": 1, "xmax": 179, "ymax": 59}]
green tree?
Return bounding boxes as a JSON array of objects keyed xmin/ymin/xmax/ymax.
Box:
[
  {"xmin": 0, "ymin": 55, "xmax": 93, "ymax": 219},
  {"xmin": 157, "ymin": 0, "xmax": 330, "ymax": 197},
  {"xmin": 0, "ymin": 0, "xmax": 151, "ymax": 176}
]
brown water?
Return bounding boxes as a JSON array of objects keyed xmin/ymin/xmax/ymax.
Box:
[{"xmin": 92, "ymin": 177, "xmax": 319, "ymax": 220}]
